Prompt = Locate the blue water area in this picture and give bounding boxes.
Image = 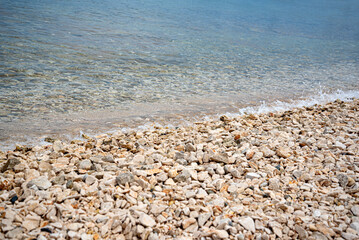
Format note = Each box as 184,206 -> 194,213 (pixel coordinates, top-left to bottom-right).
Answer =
0,0 -> 359,146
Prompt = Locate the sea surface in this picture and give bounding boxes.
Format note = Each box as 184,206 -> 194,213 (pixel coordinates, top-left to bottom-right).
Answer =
1,0 -> 359,150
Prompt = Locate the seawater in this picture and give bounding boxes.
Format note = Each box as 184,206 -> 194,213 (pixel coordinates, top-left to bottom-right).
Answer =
1,0 -> 359,150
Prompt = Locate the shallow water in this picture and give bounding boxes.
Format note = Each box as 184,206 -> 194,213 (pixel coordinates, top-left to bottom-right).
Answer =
1,0 -> 359,150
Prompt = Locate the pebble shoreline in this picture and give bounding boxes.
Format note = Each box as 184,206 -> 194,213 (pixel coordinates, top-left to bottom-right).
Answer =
0,99 -> 358,240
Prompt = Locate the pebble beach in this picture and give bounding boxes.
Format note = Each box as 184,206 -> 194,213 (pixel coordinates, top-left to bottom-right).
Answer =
0,98 -> 358,240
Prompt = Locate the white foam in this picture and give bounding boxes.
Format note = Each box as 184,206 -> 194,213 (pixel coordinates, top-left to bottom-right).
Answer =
224,89 -> 359,117
2,89 -> 358,152
120,89 -> 359,132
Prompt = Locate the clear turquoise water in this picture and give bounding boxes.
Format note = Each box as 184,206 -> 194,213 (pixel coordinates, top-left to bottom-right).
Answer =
1,0 -> 359,148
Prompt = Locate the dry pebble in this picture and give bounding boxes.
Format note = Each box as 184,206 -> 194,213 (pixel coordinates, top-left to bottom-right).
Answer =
0,99 -> 359,239
239,217 -> 256,233
139,213 -> 156,228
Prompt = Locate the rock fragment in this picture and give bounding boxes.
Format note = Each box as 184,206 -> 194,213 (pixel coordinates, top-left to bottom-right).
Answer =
150,204 -> 167,215
185,143 -> 196,152
238,217 -> 255,233
182,218 -> 196,229
174,169 -> 191,182
116,172 -> 134,185
139,213 -> 156,227
1,158 -> 20,172
350,222 -> 359,233
276,147 -> 291,158
53,140 -> 64,152
342,232 -> 358,240
198,213 -> 211,227
245,172 -> 261,179
209,153 -> 231,164
212,230 -> 229,239
5,227 -> 24,239
351,206 -> 359,216
27,176 -> 52,190
338,173 -> 349,187
23,215 -> 41,231
79,159 -> 92,170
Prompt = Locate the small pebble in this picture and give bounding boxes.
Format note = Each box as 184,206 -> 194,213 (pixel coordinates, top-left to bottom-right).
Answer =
10,195 -> 18,204
0,99 -> 358,239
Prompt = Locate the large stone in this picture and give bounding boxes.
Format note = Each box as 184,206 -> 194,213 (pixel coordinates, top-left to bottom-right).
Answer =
351,206 -> 359,216
102,155 -> 115,163
67,223 -> 83,231
79,160 -> 92,170
316,223 -> 335,237
132,155 -> 145,164
27,176 -> 52,190
34,205 -> 47,216
209,153 -> 230,164
174,169 -> 191,182
150,204 -> 167,215
311,232 -> 328,240
252,152 -> 263,161
5,227 -> 24,238
196,189 -> 208,198
342,232 -> 358,240
23,215 -> 41,231
350,222 -> 359,233
116,173 -> 134,185
245,172 -> 261,180
185,222 -> 198,233
85,175 -> 97,185
185,143 -> 196,152
334,141 -> 346,150
168,169 -> 178,178
198,171 -> 210,181
81,233 -> 93,240
337,174 -> 349,187
164,178 -> 175,185
212,230 -> 229,239
5,209 -> 16,220
139,213 -> 156,227
39,161 -> 52,172
276,147 -> 291,158
182,218 -> 196,229
13,162 -> 27,172
56,157 -> 69,165
272,226 -> 282,238
239,217 -> 255,233
68,231 -> 79,238
52,174 -> 66,185
1,158 -> 20,172
268,178 -> 280,190
292,170 -> 302,179
260,146 -> 275,158
230,169 -> 241,178
185,190 -> 196,199
25,169 -> 40,181
198,213 -> 211,227
53,140 -> 64,152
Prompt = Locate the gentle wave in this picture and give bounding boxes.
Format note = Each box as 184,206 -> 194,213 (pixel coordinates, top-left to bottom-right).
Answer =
120,89 -> 359,133
2,89 -> 358,152
234,89 -> 359,116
